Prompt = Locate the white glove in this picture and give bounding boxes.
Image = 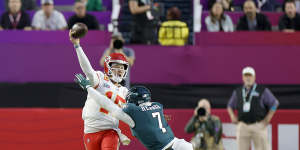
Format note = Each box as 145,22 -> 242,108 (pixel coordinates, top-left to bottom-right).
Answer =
120,133 -> 131,146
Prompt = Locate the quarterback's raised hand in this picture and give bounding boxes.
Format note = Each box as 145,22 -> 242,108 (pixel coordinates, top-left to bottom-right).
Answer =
69,30 -> 80,46
74,74 -> 91,90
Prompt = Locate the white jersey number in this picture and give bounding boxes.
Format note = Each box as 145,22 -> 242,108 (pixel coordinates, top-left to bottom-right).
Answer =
152,112 -> 166,133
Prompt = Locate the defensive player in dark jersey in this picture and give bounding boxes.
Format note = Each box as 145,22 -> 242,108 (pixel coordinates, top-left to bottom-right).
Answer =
75,74 -> 193,150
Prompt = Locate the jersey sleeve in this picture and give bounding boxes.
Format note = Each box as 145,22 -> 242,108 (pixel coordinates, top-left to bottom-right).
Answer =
92,71 -> 105,89
227,90 -> 238,109
123,103 -> 136,116
87,87 -> 135,128
74,45 -> 100,87
155,102 -> 164,110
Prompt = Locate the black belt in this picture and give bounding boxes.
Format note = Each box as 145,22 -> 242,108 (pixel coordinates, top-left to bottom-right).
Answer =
242,119 -> 263,125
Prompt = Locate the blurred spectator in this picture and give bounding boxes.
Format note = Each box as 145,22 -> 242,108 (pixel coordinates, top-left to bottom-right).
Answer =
205,2 -> 234,32
0,0 -> 31,30
208,0 -> 233,11
80,0 -> 103,11
32,0 -> 67,30
257,0 -> 276,11
278,0 -> 300,32
129,0 -> 157,44
5,0 -> 37,11
185,99 -> 223,150
236,0 -> 271,31
296,0 -> 300,13
158,7 -> 189,46
227,66 -> 279,150
100,32 -> 135,88
68,1 -> 99,30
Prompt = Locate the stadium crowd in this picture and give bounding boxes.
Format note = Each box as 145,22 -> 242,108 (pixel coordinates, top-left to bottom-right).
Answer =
1,0 -> 300,46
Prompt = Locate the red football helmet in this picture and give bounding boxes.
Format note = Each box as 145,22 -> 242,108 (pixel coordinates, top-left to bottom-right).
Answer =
104,53 -> 129,83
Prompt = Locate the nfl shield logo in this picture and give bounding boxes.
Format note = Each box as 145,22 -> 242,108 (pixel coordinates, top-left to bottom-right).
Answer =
103,83 -> 110,88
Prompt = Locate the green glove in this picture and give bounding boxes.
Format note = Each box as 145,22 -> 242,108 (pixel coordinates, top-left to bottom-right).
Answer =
74,74 -> 91,90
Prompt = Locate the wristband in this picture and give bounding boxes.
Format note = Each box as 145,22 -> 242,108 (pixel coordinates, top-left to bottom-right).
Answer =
270,105 -> 277,111
74,44 -> 80,49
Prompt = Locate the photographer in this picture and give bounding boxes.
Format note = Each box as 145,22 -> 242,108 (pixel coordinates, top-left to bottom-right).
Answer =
185,99 -> 223,150
100,32 -> 135,88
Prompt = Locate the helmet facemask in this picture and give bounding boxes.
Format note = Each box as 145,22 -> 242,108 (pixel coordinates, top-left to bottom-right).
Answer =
104,53 -> 129,83
109,62 -> 128,83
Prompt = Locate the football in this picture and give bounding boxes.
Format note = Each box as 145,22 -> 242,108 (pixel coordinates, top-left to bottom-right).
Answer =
71,23 -> 88,39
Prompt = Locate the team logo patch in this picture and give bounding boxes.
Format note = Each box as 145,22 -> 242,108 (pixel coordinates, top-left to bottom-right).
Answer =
103,83 -> 110,88
105,56 -> 111,63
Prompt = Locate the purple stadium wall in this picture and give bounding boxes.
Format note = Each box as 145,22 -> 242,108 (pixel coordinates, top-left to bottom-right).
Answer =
0,31 -> 300,84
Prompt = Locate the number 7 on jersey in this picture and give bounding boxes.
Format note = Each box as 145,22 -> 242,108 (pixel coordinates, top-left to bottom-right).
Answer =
152,112 -> 167,133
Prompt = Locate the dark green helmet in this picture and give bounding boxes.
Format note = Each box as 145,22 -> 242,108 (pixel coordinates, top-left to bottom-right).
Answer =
126,86 -> 151,105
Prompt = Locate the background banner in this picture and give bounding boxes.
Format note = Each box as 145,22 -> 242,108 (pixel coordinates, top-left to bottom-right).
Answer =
0,31 -> 300,84
0,108 -> 299,150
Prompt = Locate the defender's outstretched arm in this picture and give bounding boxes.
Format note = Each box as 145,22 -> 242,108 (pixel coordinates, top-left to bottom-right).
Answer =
88,87 -> 135,128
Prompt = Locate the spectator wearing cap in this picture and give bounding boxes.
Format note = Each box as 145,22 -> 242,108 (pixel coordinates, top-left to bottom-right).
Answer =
279,0 -> 300,32
227,66 -> 279,150
236,0 -> 271,31
100,32 -> 135,88
32,0 -> 67,30
205,2 -> 234,32
68,1 -> 99,30
158,7 -> 189,46
0,0 -> 31,30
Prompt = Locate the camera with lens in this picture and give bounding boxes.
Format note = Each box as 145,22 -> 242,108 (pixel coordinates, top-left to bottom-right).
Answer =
196,107 -> 207,148
197,107 -> 206,117
113,39 -> 124,50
